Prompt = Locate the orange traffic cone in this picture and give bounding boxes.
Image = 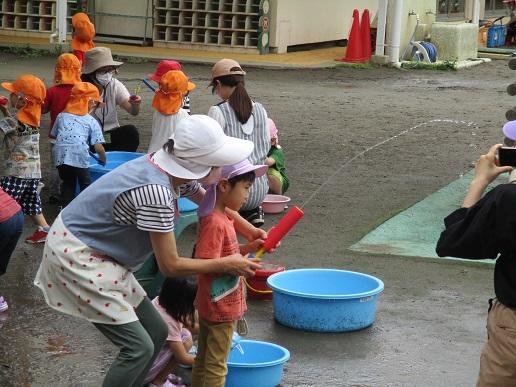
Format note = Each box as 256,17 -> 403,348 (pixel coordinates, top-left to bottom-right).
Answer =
361,9 -> 372,61
336,9 -> 365,63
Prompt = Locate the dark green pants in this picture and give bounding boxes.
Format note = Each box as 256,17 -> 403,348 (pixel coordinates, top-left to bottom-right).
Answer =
94,297 -> 168,387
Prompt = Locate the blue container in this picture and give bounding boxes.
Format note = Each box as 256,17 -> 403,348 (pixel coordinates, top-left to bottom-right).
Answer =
267,269 -> 384,332
487,25 -> 507,48
89,151 -> 144,182
226,340 -> 290,387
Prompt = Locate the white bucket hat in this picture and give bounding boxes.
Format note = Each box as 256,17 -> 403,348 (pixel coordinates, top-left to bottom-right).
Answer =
152,115 -> 254,179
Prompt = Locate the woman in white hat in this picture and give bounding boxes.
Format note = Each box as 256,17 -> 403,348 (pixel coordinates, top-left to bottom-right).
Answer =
208,58 -> 270,227
34,115 -> 263,387
82,47 -> 141,152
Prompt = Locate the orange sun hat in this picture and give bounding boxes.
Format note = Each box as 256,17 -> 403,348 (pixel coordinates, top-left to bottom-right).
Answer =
64,82 -> 103,116
71,12 -> 95,52
54,53 -> 81,85
1,74 -> 46,127
152,70 -> 196,115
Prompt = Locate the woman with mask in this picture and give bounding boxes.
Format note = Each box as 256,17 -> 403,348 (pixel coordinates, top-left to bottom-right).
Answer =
82,47 -> 141,152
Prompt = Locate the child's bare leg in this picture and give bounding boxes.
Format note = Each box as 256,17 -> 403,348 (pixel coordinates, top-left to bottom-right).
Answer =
32,213 -> 49,228
268,175 -> 282,195
151,358 -> 178,386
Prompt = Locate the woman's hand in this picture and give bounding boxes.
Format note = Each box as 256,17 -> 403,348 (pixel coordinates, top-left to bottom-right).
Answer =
121,96 -> 141,116
221,253 -> 261,277
462,144 -> 513,208
474,144 -> 512,187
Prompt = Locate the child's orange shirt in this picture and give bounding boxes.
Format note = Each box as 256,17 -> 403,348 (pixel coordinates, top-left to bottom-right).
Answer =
194,211 -> 247,323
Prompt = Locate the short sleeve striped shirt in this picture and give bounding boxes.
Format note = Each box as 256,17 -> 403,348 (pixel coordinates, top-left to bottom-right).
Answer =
113,182 -> 200,232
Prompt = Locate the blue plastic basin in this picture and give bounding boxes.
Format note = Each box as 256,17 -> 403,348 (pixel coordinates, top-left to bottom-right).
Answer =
226,340 -> 290,387
89,151 -> 144,182
267,268 -> 384,332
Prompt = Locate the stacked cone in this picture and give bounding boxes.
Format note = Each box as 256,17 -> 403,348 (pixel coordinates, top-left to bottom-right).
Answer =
336,9 -> 372,63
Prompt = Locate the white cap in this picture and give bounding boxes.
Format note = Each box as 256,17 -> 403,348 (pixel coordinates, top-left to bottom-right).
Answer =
152,115 -> 254,179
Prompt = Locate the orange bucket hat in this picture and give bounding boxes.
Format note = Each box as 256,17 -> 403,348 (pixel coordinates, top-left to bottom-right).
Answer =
152,70 -> 196,115
1,74 -> 45,127
54,53 -> 81,85
71,13 -> 95,52
64,82 -> 103,116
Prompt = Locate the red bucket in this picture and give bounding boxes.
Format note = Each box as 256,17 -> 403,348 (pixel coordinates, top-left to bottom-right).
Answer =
245,261 -> 285,300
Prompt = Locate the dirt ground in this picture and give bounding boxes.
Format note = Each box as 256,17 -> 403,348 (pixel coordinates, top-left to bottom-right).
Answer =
0,52 -> 514,386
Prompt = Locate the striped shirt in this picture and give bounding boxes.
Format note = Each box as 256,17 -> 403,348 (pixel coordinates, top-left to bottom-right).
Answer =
113,182 -> 200,232
208,101 -> 270,210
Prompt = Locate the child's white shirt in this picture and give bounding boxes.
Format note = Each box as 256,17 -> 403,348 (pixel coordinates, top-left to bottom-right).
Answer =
148,109 -> 189,153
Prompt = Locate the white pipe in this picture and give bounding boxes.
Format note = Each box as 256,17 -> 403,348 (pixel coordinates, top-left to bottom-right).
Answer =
51,0 -> 67,44
375,0 -> 389,56
472,0 -> 480,25
388,0 -> 403,64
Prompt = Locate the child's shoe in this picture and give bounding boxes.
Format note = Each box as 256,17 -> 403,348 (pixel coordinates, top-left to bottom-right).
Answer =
241,206 -> 265,227
26,227 -> 49,244
0,296 -> 8,312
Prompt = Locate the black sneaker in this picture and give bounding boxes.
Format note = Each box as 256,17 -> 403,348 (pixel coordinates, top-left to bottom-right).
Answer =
242,206 -> 264,227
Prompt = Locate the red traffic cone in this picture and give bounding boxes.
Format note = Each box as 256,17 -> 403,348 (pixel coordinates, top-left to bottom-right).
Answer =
361,9 -> 372,61
336,9 -> 365,63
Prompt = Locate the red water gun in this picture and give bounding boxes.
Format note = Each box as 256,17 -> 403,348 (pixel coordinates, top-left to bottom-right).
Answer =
254,206 -> 304,259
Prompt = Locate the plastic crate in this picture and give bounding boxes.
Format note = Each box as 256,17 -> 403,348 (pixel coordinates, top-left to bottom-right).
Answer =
487,24 -> 507,48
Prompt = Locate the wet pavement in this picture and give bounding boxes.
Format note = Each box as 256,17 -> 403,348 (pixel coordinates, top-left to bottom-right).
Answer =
0,52 -> 510,386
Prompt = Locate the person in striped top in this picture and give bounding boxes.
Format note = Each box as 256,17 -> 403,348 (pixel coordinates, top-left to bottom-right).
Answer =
34,115 -> 264,386
208,59 -> 270,227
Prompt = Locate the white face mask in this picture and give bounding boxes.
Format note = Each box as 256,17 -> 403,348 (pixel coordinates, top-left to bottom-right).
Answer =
96,72 -> 113,86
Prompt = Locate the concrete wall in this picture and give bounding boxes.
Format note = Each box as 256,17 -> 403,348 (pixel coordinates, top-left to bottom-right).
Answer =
269,0 -> 378,54
385,0 -> 436,61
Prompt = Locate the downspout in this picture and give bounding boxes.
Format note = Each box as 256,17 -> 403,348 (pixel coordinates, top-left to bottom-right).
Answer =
388,0 -> 403,65
375,0 -> 389,56
50,0 -> 67,44
472,0 -> 480,25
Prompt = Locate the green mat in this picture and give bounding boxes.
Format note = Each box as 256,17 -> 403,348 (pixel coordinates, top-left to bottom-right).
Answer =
350,170 -> 494,264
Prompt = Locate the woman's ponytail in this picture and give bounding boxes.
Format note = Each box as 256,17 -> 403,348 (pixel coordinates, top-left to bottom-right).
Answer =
214,74 -> 253,124
228,81 -> 252,124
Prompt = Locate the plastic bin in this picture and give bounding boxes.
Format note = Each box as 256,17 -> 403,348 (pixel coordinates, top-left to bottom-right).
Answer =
89,151 -> 144,182
487,24 -> 507,48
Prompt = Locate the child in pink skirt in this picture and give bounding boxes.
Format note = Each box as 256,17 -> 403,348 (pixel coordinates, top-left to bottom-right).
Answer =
145,277 -> 198,387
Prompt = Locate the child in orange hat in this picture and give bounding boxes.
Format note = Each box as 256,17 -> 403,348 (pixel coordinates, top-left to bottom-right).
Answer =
147,70 -> 196,153
51,82 -> 106,205
42,53 -> 82,203
71,12 -> 95,66
0,74 -> 51,243
147,60 -> 192,113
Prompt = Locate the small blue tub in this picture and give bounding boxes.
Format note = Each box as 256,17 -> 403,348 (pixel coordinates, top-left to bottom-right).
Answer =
89,151 -> 144,182
226,340 -> 290,387
267,269 -> 384,332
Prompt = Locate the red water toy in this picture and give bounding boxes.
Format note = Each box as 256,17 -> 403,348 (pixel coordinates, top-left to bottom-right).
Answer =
254,206 -> 304,258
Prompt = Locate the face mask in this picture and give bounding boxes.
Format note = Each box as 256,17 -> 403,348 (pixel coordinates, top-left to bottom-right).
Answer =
96,72 -> 113,86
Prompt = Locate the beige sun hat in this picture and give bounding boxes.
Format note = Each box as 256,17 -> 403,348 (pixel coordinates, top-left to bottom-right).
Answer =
82,47 -> 123,74
210,58 -> 246,84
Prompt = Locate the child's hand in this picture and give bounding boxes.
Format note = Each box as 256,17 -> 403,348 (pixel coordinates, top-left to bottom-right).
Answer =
247,226 -> 267,242
244,238 -> 266,254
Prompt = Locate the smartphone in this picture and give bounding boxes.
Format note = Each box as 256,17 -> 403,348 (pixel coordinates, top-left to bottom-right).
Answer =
498,146 -> 516,166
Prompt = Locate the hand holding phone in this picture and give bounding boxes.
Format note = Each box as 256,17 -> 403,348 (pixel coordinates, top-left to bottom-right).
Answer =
498,147 -> 516,166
